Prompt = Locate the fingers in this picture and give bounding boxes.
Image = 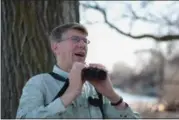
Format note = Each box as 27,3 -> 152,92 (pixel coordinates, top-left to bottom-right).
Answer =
89,63 -> 107,72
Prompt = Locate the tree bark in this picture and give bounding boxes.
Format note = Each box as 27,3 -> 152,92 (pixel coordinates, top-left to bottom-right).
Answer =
1,0 -> 79,118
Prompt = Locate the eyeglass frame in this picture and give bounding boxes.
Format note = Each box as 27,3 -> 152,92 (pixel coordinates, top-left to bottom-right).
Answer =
60,35 -> 90,44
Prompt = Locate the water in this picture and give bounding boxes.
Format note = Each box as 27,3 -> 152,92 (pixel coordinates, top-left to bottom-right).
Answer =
115,88 -> 158,104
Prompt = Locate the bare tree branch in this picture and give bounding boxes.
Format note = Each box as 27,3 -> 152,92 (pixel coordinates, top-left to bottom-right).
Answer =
81,3 -> 179,41
114,2 -> 178,27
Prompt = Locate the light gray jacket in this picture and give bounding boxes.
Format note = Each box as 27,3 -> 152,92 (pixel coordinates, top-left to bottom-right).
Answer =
16,65 -> 140,119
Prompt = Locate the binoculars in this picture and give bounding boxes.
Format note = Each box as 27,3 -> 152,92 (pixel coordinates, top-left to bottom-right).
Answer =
81,67 -> 107,81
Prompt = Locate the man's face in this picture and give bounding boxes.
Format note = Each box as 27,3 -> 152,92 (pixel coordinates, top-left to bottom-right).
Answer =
54,29 -> 88,67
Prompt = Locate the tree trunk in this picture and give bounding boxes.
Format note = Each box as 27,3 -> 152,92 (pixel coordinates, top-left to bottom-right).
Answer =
1,0 -> 79,118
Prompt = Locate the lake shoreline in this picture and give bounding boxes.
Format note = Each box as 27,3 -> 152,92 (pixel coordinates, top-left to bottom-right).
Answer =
115,88 -> 179,118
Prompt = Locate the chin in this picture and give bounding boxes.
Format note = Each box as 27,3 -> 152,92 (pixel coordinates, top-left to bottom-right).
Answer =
77,60 -> 85,63
73,59 -> 85,63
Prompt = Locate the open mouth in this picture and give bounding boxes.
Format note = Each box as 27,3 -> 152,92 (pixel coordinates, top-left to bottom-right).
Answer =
74,53 -> 85,57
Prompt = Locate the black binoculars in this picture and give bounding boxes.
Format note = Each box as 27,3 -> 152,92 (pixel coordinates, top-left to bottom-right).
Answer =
81,67 -> 107,81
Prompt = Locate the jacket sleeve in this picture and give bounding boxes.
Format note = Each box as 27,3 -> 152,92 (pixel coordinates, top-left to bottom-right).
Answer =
103,97 -> 141,119
16,79 -> 66,119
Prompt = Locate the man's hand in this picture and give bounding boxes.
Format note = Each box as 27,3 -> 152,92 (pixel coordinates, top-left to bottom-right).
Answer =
61,62 -> 87,107
87,63 -> 125,108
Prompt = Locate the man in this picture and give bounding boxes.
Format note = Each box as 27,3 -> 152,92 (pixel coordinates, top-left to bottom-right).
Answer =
16,23 -> 140,119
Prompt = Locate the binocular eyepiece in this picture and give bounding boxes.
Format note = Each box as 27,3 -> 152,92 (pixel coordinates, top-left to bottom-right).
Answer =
81,67 -> 107,81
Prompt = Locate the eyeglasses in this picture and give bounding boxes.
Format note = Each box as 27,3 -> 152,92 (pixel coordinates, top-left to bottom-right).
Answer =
64,36 -> 90,44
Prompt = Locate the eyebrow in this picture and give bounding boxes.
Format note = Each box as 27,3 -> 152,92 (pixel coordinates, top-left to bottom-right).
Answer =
71,36 -> 87,39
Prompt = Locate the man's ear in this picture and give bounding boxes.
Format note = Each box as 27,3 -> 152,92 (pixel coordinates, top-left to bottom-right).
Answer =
51,42 -> 59,55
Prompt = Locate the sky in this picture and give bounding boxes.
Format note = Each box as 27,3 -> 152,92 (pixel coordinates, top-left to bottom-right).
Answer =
79,1 -> 179,71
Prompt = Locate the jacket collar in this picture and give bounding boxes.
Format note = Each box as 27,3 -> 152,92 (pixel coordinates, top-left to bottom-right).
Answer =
52,65 -> 69,79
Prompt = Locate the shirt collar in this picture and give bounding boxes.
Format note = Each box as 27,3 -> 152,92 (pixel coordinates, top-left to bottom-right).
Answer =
52,65 -> 69,79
